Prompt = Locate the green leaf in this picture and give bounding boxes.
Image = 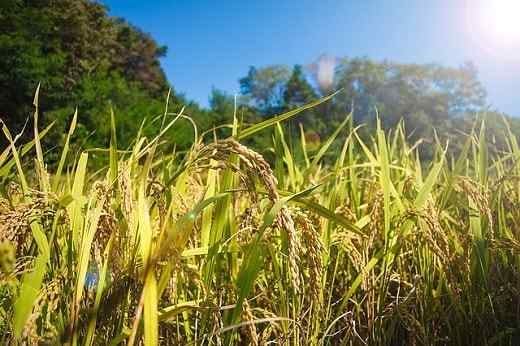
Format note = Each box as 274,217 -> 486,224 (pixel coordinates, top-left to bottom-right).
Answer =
309,113 -> 351,170
237,90 -> 340,140
109,107 -> 118,184
13,254 -> 47,339
143,270 -> 159,346
53,109 -> 77,191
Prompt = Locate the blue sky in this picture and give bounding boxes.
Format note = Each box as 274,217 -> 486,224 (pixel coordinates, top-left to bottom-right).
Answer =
102,0 -> 520,115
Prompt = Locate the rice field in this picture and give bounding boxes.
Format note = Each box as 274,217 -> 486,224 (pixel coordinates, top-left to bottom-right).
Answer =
1,92 -> 520,345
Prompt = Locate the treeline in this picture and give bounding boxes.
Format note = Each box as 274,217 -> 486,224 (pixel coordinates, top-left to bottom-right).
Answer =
1,0 -> 519,163
234,57 -> 520,160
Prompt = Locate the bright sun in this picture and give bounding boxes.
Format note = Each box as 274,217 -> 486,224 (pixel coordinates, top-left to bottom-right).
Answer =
467,0 -> 520,61
481,0 -> 520,42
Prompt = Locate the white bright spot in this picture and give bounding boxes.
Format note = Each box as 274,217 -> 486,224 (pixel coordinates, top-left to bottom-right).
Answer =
467,0 -> 520,62
307,54 -> 336,93
485,0 -> 520,40
476,0 -> 520,45
316,55 -> 336,91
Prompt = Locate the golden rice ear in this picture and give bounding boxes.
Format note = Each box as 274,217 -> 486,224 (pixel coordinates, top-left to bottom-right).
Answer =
0,240 -> 16,274
291,207 -> 323,309
6,181 -> 23,205
195,139 -> 302,292
241,298 -> 259,346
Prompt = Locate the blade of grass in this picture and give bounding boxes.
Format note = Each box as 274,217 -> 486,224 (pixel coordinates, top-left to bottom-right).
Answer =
237,91 -> 340,140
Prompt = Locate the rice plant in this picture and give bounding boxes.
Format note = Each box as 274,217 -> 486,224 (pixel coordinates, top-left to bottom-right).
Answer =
1,89 -> 520,345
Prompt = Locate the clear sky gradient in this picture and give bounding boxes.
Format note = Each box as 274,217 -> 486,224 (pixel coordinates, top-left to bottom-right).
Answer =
102,0 -> 520,115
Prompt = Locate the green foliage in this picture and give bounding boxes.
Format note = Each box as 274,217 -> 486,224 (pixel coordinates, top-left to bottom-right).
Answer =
283,65 -> 318,109
2,0 -> 514,168
283,65 -> 320,132
0,0 -> 174,153
5,6 -> 520,343
333,59 -> 487,133
236,57 -> 508,161
239,65 -> 291,114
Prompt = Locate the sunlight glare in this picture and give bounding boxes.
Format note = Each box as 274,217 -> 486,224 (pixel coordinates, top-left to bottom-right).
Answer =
482,0 -> 520,42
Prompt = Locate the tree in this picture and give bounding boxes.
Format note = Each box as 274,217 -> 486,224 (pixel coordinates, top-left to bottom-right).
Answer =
207,88 -> 258,140
0,0 -> 174,151
283,65 -> 317,108
236,56 -> 493,161
239,65 -> 290,115
208,89 -> 235,125
332,57 -> 488,140
282,64 -> 321,132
